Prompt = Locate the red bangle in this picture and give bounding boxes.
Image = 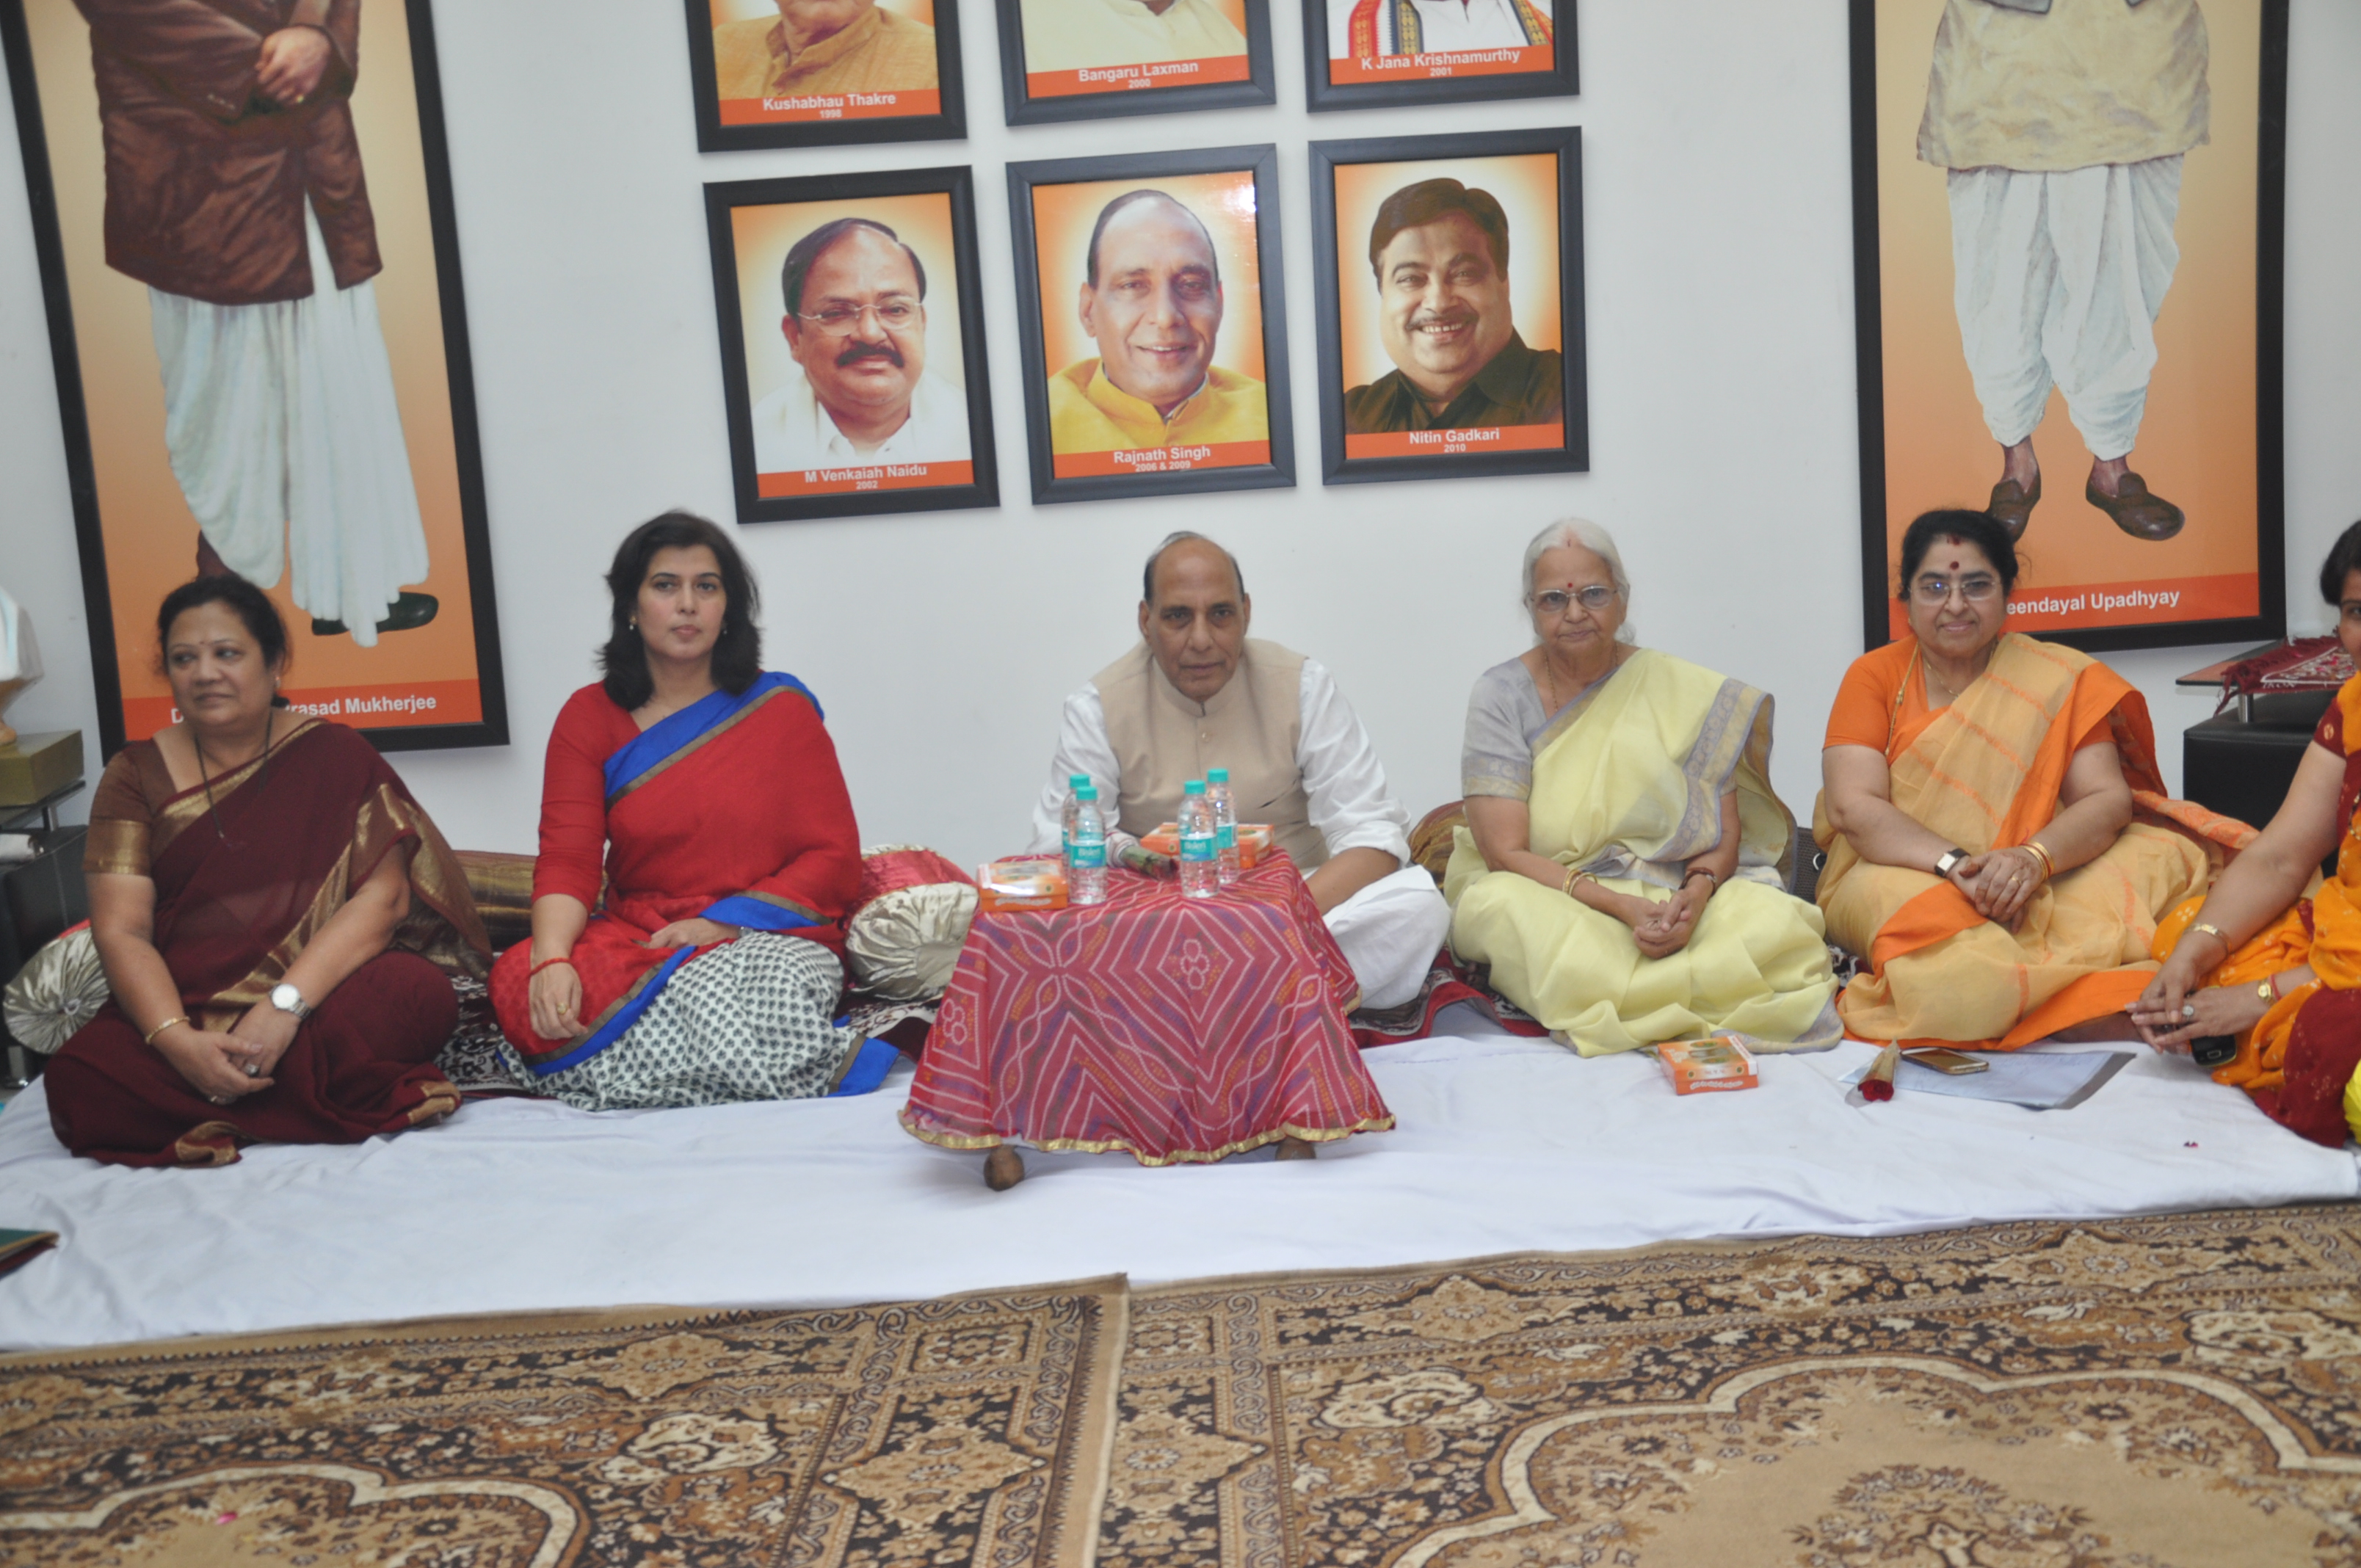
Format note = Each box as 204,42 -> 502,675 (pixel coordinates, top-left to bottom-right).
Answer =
529,956 -> 576,979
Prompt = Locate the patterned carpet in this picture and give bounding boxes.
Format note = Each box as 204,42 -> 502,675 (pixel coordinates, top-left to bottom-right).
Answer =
0,1280 -> 1123,1567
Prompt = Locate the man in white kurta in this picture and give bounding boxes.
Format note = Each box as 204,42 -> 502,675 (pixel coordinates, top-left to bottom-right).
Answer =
1919,0 -> 2208,542
1027,534 -> 1451,1010
1020,0 -> 1247,75
750,367 -> 971,472
1327,0 -> 1552,64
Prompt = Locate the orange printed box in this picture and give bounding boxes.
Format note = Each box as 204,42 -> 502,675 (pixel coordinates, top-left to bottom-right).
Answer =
1655,1035 -> 1759,1095
1139,823 -> 1272,867
976,857 -> 1068,912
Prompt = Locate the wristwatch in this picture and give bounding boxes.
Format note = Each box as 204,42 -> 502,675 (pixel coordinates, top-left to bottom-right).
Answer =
269,982 -> 313,1020
1934,847 -> 1972,878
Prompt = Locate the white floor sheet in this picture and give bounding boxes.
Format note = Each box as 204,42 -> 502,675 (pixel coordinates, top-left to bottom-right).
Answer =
2,1012 -> 2354,1351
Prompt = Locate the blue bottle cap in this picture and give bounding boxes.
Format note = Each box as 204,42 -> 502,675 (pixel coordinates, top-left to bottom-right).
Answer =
1207,767 -> 1229,783
1183,779 -> 1206,795
1077,782 -> 1098,799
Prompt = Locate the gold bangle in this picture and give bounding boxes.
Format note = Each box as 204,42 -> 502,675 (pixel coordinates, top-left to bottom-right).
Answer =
2258,979 -> 2277,1004
1561,867 -> 1594,899
2022,841 -> 2056,879
2189,921 -> 2230,950
142,1015 -> 189,1046
1683,866 -> 1718,890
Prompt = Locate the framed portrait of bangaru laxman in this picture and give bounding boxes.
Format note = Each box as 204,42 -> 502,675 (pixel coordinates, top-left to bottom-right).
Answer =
684,0 -> 968,151
1,0 -> 507,753
706,165 -> 999,522
1308,126 -> 1588,487
1849,0 -> 2288,653
993,0 -> 1276,127
1007,145 -> 1296,504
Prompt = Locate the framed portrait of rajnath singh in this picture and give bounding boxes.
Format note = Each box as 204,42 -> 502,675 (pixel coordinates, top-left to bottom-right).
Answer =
684,0 -> 968,151
1308,126 -> 1588,487
993,0 -> 1275,127
1302,0 -> 1573,114
1849,0 -> 2288,653
1,0 -> 508,755
1006,145 -> 1296,506
706,165 -> 1000,523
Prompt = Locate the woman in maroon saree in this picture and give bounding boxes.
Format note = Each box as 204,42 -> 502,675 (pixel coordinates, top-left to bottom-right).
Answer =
46,578 -> 489,1167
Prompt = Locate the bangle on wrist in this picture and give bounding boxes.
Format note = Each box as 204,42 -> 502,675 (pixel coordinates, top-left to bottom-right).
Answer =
2021,840 -> 2055,879
142,1015 -> 189,1047
1561,867 -> 1595,899
529,955 -> 576,979
2189,921 -> 2230,954
1683,866 -> 1718,890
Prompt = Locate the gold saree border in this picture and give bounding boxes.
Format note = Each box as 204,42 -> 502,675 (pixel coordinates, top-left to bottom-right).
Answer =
897,1113 -> 1396,1166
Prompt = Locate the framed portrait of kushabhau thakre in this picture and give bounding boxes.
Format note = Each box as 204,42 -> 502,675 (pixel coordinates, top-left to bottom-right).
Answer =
1849,0 -> 2288,653
1,0 -> 508,755
1308,126 -> 1588,487
684,0 -> 967,151
1006,145 -> 1296,505
706,166 -> 999,523
1302,0 -> 1573,113
993,0 -> 1275,126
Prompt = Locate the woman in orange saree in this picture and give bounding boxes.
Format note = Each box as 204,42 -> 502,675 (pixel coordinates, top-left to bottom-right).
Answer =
1816,510 -> 2249,1047
2131,523 -> 2361,1145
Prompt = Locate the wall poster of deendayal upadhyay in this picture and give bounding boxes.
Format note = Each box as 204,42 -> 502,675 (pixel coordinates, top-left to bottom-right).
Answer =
1850,0 -> 2288,653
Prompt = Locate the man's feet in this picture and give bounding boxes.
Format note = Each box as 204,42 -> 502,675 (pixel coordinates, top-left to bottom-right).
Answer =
1273,1136 -> 1317,1161
1987,473 -> 2039,541
313,590 -> 440,638
2085,471 -> 2184,541
984,1146 -> 1024,1191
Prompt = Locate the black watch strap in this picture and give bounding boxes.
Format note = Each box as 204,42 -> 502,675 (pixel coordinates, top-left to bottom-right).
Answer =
1934,847 -> 1971,878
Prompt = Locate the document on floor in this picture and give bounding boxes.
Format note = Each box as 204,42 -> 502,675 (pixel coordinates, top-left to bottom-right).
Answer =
1843,1050 -> 2133,1111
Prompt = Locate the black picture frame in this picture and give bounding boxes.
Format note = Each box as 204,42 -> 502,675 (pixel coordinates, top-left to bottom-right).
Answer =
1301,0 -> 1574,114
1,0 -> 508,756
1847,0 -> 2288,655
993,0 -> 1275,127
1307,126 -> 1587,488
1006,144 -> 1296,507
682,0 -> 967,152
706,165 -> 1000,523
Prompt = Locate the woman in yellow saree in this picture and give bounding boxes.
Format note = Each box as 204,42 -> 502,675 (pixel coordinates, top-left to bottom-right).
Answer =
1444,520 -> 1840,1056
1817,509 -> 2250,1047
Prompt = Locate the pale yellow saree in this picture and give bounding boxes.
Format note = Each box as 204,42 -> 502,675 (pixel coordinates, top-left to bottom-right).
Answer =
1445,649 -> 1841,1056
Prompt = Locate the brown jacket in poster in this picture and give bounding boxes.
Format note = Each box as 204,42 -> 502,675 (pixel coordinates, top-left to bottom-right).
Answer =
77,0 -> 382,306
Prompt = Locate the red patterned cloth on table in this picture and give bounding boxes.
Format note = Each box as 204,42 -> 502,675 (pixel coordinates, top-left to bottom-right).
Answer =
901,854 -> 1393,1165
2216,636 -> 2356,714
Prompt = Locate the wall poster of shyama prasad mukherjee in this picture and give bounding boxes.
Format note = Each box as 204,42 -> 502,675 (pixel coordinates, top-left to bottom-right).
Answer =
1,0 -> 508,752
1852,0 -> 2288,651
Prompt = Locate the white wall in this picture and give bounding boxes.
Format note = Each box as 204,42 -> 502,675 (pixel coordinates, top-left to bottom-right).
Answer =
4,1 -> 2357,863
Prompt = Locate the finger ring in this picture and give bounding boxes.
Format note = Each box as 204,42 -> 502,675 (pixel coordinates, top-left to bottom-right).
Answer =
2183,1003 -> 2197,1020
244,1062 -> 260,1077
209,1095 -> 229,1106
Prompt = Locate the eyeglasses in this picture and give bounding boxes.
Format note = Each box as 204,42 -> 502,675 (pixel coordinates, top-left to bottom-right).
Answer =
1911,574 -> 2001,604
796,299 -> 921,336
1530,586 -> 1620,616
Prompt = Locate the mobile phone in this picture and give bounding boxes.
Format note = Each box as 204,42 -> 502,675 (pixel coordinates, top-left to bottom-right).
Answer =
1904,1048 -> 1990,1075
2191,1035 -> 2238,1068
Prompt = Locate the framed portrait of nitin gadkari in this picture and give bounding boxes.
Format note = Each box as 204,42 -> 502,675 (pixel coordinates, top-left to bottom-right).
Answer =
1006,145 -> 1295,505
683,0 -> 966,151
1850,0 -> 2288,653
705,166 -> 998,523
1301,0 -> 1573,114
1308,126 -> 1587,487
993,0 -> 1274,126
1,0 -> 507,755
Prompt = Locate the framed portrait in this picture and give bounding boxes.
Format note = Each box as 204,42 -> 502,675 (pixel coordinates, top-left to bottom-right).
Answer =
683,0 -> 966,151
1006,145 -> 1295,505
1300,0 -> 1573,114
993,0 -> 1274,127
1,0 -> 507,755
1308,126 -> 1587,487
1849,0 -> 2288,653
706,166 -> 998,523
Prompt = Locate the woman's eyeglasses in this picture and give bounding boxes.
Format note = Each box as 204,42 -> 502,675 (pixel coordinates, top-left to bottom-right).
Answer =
1911,573 -> 2001,604
1531,586 -> 1620,616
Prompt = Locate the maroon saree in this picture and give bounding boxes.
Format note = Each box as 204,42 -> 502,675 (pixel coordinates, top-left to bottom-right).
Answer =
45,717 -> 490,1167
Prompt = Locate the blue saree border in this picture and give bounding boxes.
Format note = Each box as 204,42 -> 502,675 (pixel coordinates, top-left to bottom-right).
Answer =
703,893 -> 822,932
523,943 -> 695,1076
602,671 -> 823,802
828,1037 -> 901,1097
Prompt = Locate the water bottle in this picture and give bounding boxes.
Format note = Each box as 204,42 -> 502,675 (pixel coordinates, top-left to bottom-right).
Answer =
1206,766 -> 1240,885
1069,783 -> 1109,906
1178,780 -> 1218,899
1060,773 -> 1088,858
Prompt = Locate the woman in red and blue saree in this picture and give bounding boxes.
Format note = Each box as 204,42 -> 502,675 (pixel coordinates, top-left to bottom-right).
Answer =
489,512 -> 888,1109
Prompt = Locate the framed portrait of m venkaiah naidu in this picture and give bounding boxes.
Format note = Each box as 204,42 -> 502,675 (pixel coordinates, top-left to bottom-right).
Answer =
1007,145 -> 1296,505
704,166 -> 999,522
1308,126 -> 1588,487
993,0 -> 1276,126
683,0 -> 968,151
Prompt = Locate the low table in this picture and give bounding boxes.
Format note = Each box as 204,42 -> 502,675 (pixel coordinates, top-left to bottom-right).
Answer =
2177,643 -> 2342,832
900,855 -> 1391,1184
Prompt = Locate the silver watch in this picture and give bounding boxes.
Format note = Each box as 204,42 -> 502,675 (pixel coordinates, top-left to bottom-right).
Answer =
1934,848 -> 1971,879
270,982 -> 313,1020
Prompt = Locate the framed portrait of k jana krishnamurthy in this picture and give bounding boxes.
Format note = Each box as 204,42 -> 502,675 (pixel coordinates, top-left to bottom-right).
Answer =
706,165 -> 999,523
1007,145 -> 1295,505
684,0 -> 967,151
1,0 -> 507,755
1302,0 -> 1573,114
1308,125 -> 1587,487
1849,0 -> 2288,653
993,0 -> 1275,126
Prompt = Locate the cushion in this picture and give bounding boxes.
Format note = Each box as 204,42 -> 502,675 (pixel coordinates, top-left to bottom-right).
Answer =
1409,801 -> 1465,884
454,850 -> 535,951
3,921 -> 106,1055
844,845 -> 977,1002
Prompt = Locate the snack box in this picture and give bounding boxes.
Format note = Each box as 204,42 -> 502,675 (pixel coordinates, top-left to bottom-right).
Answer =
1655,1034 -> 1759,1095
1139,822 -> 1274,867
975,857 -> 1067,912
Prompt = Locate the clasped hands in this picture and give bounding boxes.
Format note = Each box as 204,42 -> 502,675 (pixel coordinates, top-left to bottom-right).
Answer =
2127,936 -> 2276,1056
528,918 -> 742,1042
1602,876 -> 1712,960
255,26 -> 332,108
157,1001 -> 301,1104
1944,845 -> 2047,929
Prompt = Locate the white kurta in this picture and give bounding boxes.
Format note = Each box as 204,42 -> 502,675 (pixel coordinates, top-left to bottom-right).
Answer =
1021,0 -> 1247,73
1325,0 -> 1548,59
1028,657 -> 1448,1009
148,202 -> 429,647
750,365 -> 972,472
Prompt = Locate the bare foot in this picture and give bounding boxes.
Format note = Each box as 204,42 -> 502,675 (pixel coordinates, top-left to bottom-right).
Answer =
984,1146 -> 1024,1191
1274,1136 -> 1316,1161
